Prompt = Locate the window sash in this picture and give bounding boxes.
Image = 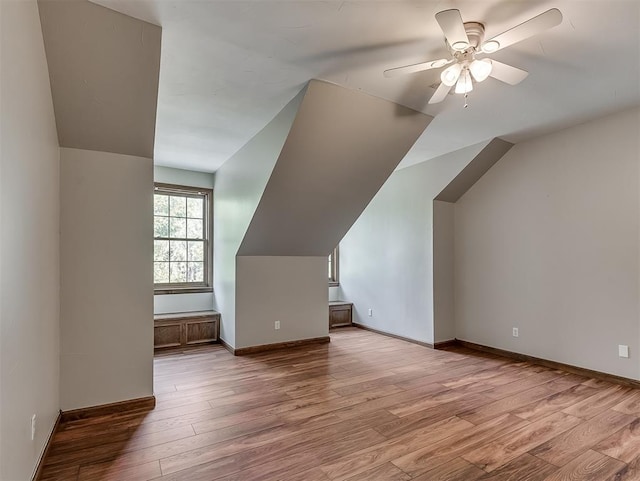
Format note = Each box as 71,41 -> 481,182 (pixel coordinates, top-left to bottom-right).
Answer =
154,183 -> 213,293
329,247 -> 339,286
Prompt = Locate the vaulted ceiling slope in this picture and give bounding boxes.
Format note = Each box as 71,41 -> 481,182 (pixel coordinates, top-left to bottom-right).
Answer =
38,0 -> 161,158
238,80 -> 432,256
90,0 -> 639,172
436,138 -> 513,202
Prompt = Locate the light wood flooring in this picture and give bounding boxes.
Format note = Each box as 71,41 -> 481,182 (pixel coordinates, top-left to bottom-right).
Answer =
40,327 -> 640,480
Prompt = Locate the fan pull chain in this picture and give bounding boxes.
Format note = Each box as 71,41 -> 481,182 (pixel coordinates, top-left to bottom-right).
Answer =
464,92 -> 469,108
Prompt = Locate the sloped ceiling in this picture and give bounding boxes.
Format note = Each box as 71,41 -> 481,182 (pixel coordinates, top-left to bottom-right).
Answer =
435,138 -> 514,202
90,0 -> 639,172
238,80 -> 432,256
38,0 -> 161,158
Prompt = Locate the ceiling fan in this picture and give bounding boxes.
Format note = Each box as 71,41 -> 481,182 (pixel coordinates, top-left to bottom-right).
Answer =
384,8 -> 563,105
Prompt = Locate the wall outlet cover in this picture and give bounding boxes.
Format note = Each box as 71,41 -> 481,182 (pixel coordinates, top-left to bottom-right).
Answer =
618,344 -> 629,358
512,328 -> 519,338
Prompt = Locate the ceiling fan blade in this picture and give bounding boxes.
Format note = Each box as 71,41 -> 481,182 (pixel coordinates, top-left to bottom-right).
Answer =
383,59 -> 452,78
428,82 -> 452,104
489,60 -> 529,85
482,8 -> 562,52
435,9 -> 470,50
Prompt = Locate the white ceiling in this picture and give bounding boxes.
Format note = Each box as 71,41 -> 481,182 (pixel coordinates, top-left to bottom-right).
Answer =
91,0 -> 640,172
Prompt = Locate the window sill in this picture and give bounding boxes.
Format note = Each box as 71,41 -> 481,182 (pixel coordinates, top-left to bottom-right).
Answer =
154,287 -> 213,295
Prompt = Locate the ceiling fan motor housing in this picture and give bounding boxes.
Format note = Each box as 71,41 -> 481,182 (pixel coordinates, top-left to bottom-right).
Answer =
446,22 -> 486,53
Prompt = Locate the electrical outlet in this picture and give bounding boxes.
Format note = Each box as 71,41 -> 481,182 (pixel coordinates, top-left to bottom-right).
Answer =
619,344 -> 629,358
368,309 -> 373,317
274,321 -> 280,330
31,414 -> 36,441
512,328 -> 519,338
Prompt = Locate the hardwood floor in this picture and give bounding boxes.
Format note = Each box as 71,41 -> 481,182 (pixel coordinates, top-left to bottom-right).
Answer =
39,328 -> 640,481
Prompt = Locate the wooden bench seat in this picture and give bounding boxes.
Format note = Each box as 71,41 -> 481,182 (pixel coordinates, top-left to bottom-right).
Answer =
154,310 -> 220,350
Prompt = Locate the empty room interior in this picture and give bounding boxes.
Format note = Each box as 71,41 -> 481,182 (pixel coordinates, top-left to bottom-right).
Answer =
2,0 -> 640,480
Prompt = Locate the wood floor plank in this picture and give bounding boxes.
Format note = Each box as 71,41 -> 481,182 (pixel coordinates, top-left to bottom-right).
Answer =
512,384 -> 599,422
538,449 -> 626,481
612,390 -> 640,415
391,413 -> 527,477
37,328 -> 640,481
477,453 -> 557,481
77,460 -> 160,481
159,428 -> 386,481
462,411 -> 582,472
614,455 -> 640,481
282,467 -> 333,481
39,465 -> 80,481
480,369 -> 566,400
530,409 -> 635,467
374,393 -> 492,439
411,456 -> 485,481
159,409 -> 396,476
342,462 -> 411,481
319,416 -> 473,480
562,384 -> 632,420
460,375 -> 585,426
593,418 -> 640,463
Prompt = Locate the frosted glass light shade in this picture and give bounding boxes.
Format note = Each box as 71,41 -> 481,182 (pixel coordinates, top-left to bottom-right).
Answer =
455,69 -> 473,94
469,59 -> 493,82
441,63 -> 462,87
482,40 -> 500,53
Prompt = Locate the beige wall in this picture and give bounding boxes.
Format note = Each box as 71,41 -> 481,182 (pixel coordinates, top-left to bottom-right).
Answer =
0,1 -> 61,479
455,107 -> 640,380
60,148 -> 154,410
213,90 -> 305,347
239,80 -> 431,257
236,256 -> 328,348
230,80 -> 430,349
339,142 -> 488,344
38,0 -> 161,158
433,200 -> 455,342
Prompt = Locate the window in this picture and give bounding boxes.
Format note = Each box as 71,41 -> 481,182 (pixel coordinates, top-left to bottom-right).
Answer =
328,247 -> 339,286
154,183 -> 212,294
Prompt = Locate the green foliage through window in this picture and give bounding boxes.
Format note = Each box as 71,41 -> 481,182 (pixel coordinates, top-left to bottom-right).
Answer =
154,184 -> 211,290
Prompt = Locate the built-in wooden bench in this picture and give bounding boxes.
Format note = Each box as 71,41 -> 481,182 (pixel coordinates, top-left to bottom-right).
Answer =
329,301 -> 352,328
154,310 -> 220,350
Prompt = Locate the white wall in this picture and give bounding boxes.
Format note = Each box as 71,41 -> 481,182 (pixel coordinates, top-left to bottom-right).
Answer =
339,142 -> 488,344
60,148 -> 154,410
0,1 -> 61,479
155,165 -> 214,190
153,166 -> 215,314
236,256 -> 328,348
455,107 -> 640,380
214,90 -> 304,347
329,285 -> 342,302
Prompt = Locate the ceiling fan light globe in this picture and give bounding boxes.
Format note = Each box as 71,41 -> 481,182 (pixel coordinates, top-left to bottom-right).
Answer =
451,40 -> 470,51
455,69 -> 473,94
469,59 -> 493,82
441,63 -> 462,87
482,40 -> 500,53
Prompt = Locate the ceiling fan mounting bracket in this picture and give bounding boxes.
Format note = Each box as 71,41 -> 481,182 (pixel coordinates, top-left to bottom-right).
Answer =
463,22 -> 486,48
446,22 -> 486,54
